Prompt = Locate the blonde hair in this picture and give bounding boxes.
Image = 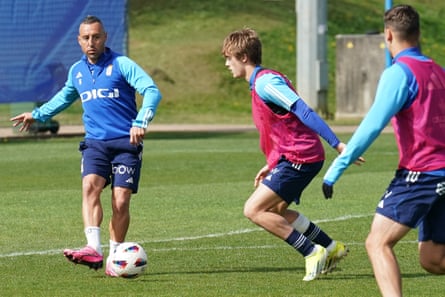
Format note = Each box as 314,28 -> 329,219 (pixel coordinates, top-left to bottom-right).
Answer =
221,28 -> 262,65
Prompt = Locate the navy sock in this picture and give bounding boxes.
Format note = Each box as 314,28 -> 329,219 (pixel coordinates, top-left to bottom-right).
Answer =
303,222 -> 332,248
285,230 -> 314,257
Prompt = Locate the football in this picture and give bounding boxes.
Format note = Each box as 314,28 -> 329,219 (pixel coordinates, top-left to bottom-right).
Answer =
110,242 -> 148,278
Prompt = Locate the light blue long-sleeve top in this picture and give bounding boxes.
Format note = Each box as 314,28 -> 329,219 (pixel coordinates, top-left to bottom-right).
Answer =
324,47 -> 445,185
32,48 -> 162,140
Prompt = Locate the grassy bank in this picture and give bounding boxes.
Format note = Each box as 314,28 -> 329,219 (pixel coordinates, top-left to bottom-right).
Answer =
2,0 -> 445,126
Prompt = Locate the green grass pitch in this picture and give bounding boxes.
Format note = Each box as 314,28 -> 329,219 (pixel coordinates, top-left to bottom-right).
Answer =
0,132 -> 442,296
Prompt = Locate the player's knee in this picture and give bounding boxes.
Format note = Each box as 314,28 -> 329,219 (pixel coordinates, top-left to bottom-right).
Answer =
243,203 -> 255,221
419,260 -> 444,274
111,193 -> 131,215
82,174 -> 106,196
244,199 -> 264,224
112,201 -> 130,215
419,255 -> 445,274
112,198 -> 130,215
419,242 -> 445,274
365,234 -> 376,254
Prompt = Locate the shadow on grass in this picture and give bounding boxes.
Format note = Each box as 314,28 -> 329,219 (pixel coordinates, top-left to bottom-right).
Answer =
148,265 -> 304,276
143,267 -> 428,281
89,266 -> 429,284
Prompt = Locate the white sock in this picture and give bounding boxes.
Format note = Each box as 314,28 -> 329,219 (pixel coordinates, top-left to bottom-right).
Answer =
109,240 -> 121,255
291,213 -> 310,233
326,240 -> 336,253
84,226 -> 102,255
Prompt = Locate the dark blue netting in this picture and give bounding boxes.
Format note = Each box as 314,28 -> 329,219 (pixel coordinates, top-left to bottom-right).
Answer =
0,0 -> 127,103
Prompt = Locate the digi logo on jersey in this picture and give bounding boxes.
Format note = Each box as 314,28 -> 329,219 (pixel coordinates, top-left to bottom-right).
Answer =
80,88 -> 120,102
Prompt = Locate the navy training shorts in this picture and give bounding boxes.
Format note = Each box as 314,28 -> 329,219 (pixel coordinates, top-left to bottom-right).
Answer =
261,157 -> 324,205
376,169 -> 445,243
79,137 -> 143,193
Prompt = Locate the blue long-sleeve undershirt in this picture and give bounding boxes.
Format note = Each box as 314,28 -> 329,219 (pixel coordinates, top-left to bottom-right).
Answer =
254,71 -> 340,148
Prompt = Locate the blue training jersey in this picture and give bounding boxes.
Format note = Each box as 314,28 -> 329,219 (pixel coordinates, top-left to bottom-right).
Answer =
32,48 -> 162,140
323,47 -> 445,185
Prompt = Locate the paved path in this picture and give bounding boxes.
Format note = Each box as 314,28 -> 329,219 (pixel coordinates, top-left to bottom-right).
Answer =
0,124 -> 392,140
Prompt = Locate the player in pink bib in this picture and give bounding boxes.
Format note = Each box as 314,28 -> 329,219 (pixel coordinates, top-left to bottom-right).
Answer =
323,5 -> 445,296
222,28 -> 362,281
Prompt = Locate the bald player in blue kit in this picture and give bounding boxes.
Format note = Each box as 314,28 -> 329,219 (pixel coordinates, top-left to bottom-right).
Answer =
11,15 -> 162,277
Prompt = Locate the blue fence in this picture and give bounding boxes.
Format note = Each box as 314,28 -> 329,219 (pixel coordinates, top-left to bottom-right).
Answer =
0,0 -> 127,103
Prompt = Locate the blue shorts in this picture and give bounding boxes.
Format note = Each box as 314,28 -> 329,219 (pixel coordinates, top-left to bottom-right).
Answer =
377,169 -> 445,243
79,138 -> 143,193
261,157 -> 323,205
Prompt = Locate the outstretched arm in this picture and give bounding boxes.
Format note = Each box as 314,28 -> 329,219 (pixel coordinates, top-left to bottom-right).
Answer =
10,67 -> 79,132
322,63 -> 412,198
